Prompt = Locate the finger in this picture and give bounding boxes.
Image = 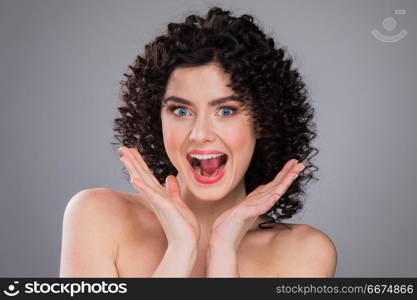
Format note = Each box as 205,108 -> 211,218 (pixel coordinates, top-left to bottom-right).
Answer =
269,159 -> 299,186
165,175 -> 181,200
270,162 -> 305,198
250,159 -> 298,197
130,147 -> 162,187
238,193 -> 280,220
244,160 -> 301,207
119,147 -> 160,187
120,155 -> 142,183
252,162 -> 304,207
165,176 -> 194,220
119,147 -> 148,180
130,147 -> 157,176
164,175 -> 195,223
131,177 -> 168,210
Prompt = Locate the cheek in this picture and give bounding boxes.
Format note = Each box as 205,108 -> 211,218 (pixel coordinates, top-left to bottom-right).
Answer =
163,127 -> 181,150
162,135 -> 179,171
220,121 -> 256,174
221,121 -> 256,152
161,117 -> 186,163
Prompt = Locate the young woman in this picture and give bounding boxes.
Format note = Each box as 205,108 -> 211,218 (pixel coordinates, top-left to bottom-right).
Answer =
60,7 -> 336,278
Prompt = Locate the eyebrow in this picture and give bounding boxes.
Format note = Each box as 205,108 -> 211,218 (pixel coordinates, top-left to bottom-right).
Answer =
162,95 -> 242,107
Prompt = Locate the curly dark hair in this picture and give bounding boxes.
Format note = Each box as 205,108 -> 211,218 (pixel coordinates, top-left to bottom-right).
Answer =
112,7 -> 319,229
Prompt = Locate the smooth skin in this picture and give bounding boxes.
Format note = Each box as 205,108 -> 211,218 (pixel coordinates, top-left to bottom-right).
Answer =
59,178 -> 337,277
120,147 -> 319,277
59,63 -> 337,278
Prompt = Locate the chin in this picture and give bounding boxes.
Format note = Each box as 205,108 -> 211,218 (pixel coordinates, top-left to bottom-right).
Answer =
189,186 -> 229,202
181,170 -> 232,201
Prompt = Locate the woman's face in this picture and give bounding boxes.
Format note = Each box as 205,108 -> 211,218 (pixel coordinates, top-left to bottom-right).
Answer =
160,63 -> 257,201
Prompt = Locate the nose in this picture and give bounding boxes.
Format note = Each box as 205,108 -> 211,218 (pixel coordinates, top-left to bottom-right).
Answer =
189,114 -> 216,144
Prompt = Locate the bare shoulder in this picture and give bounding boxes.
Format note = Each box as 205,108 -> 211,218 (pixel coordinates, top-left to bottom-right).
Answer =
62,188 -> 143,233
271,223 -> 337,277
64,188 -> 131,218
60,188 -> 143,277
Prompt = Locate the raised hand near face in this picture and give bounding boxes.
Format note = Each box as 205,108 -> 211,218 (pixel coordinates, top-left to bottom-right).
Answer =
208,159 -> 305,252
118,146 -> 201,249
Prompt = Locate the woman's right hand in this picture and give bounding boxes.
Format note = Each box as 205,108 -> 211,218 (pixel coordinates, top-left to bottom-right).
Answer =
118,146 -> 200,249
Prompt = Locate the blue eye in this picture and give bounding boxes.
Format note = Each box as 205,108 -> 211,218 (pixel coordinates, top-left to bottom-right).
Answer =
218,106 -> 236,117
167,105 -> 237,118
172,107 -> 189,117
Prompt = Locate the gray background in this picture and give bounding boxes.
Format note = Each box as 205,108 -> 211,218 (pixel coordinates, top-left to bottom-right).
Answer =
1,0 -> 416,277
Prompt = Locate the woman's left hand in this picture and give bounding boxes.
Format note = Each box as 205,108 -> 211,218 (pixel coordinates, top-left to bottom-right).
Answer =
208,159 -> 305,252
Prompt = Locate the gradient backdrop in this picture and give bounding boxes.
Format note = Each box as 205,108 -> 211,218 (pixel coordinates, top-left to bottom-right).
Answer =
0,0 -> 416,277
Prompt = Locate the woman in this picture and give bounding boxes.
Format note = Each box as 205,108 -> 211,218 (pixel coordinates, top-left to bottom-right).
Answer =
60,7 -> 336,277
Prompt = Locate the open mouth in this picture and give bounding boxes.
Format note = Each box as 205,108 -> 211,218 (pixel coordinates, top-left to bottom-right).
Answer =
186,153 -> 228,178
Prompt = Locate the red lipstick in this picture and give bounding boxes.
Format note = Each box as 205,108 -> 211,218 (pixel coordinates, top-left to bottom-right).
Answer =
187,149 -> 226,155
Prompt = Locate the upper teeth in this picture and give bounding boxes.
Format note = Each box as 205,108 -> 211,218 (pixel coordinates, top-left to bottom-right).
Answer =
189,153 -> 225,160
